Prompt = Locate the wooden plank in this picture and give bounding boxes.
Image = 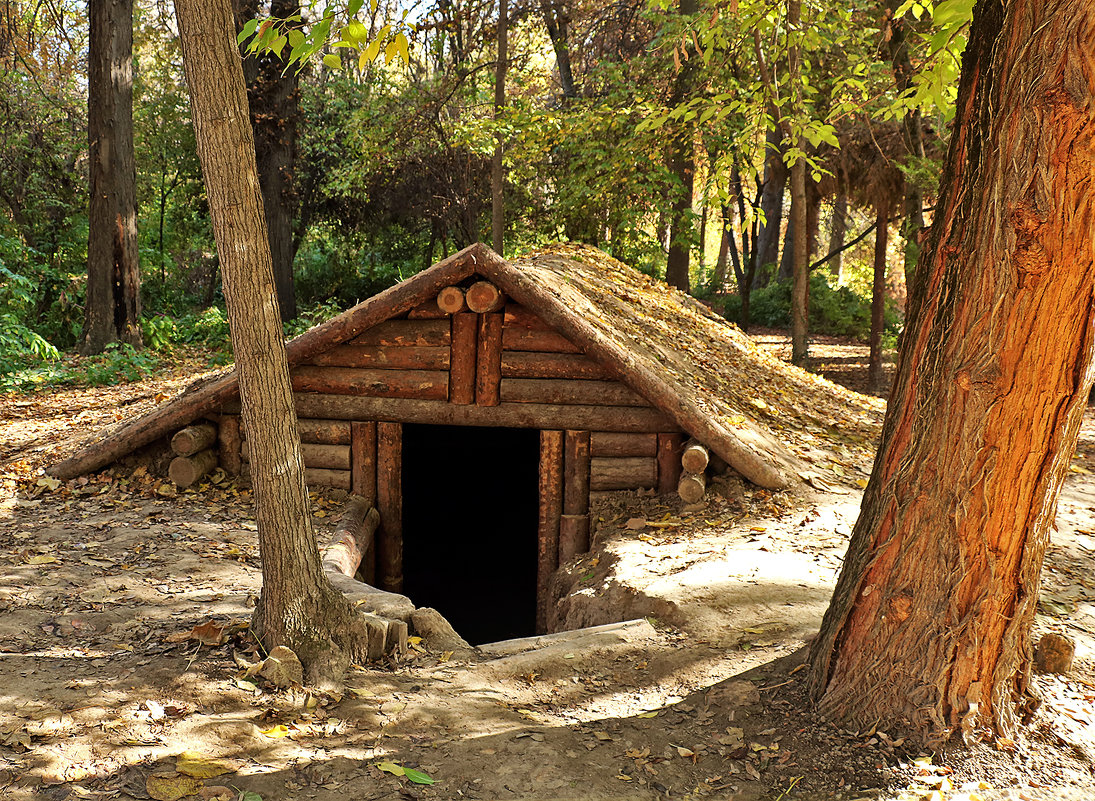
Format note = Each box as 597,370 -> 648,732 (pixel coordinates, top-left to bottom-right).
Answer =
589,456 -> 657,490
559,514 -> 590,564
563,430 -> 591,516
501,326 -> 582,353
271,394 -> 678,433
590,432 -> 658,458
503,303 -> 550,330
297,418 -> 351,445
350,318 -> 451,347
308,345 -> 450,370
449,312 -> 478,405
476,313 -> 503,406
376,422 -> 403,593
305,468 -> 352,490
537,430 -> 564,634
351,421 -> 377,504
291,365 -> 449,400
657,433 -> 686,495
217,415 -> 242,476
500,378 -> 648,407
500,351 -> 613,380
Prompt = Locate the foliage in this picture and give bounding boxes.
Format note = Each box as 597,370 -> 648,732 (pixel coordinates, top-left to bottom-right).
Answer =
722,273 -> 901,341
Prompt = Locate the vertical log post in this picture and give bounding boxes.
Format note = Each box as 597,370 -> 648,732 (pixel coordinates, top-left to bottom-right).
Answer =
376,422 -> 403,593
537,430 -> 564,634
476,312 -> 503,406
657,433 -> 685,495
218,415 -> 242,476
450,312 -> 478,404
351,421 -> 378,585
559,430 -> 591,562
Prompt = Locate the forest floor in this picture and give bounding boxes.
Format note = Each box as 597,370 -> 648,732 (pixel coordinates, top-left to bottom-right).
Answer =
1,335 -> 1094,801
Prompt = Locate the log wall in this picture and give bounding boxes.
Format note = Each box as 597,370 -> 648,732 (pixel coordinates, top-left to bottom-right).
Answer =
215,289 -> 695,625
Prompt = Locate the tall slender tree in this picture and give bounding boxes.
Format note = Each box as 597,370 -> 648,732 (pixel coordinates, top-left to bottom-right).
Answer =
810,0 -> 1095,742
175,0 -> 371,679
84,0 -> 141,354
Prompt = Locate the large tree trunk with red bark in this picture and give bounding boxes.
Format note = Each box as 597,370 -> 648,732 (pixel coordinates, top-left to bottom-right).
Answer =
174,0 -> 370,680
809,0 -> 1095,745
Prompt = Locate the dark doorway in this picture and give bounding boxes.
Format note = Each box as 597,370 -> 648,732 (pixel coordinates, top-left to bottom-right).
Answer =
401,424 -> 540,645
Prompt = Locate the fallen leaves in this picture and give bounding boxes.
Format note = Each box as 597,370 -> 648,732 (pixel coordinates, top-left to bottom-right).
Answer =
146,773 -> 204,801
375,762 -> 436,785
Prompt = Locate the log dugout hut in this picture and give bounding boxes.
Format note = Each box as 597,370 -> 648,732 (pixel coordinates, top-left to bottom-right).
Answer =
51,243 -> 817,644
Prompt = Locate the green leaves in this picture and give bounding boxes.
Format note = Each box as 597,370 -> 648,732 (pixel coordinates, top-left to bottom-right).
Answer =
375,762 -> 436,785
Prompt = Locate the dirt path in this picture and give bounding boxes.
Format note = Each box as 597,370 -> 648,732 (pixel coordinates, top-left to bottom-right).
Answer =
1,338 -> 1093,801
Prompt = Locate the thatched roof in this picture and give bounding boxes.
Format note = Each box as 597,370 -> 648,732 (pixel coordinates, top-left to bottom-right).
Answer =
49,243 -> 884,490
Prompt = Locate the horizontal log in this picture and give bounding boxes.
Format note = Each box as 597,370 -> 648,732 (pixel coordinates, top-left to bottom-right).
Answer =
322,499 -> 380,578
291,366 -> 449,400
298,418 -> 351,445
242,442 -> 351,471
681,439 -> 710,474
678,471 -> 707,504
406,298 -> 448,319
222,394 -> 679,433
305,468 -> 352,490
171,422 -> 217,457
590,432 -> 658,458
308,345 -> 450,371
504,303 -> 550,330
169,449 -> 217,488
500,378 -> 649,407
501,326 -> 581,353
500,351 -> 613,380
589,456 -> 657,490
436,285 -> 467,314
466,280 -> 505,313
350,319 -> 450,347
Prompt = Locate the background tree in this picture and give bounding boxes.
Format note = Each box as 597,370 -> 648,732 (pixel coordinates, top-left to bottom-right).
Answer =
83,0 -> 141,353
809,0 -> 1095,742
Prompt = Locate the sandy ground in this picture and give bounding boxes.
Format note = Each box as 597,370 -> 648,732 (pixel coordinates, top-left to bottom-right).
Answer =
1,339 -> 1094,800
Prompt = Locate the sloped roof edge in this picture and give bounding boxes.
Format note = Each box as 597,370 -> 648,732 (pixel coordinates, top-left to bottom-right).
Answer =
48,244 -> 495,480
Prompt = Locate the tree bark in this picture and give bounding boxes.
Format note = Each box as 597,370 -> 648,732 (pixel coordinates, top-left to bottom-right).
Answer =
541,0 -> 576,101
787,0 -> 809,366
828,194 -> 848,281
809,0 -> 1095,744
868,205 -> 890,391
492,0 -> 507,256
752,117 -> 786,289
235,0 -> 300,321
84,0 -> 141,354
174,0 -> 370,680
664,0 -> 698,293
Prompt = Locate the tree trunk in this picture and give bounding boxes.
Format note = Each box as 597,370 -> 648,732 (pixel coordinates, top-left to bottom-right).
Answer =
174,0 -> 370,680
788,0 -> 808,366
664,0 -> 698,293
235,0 -> 300,322
828,194 -> 848,281
541,0 -> 576,101
492,0 -> 507,255
884,0 -> 927,296
809,0 -> 1095,744
84,0 -> 141,354
752,116 -> 786,289
867,205 -> 889,390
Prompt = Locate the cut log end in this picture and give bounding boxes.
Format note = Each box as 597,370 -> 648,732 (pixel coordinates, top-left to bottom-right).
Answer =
466,280 -> 505,313
171,422 -> 217,457
681,440 -> 710,474
436,285 -> 467,314
678,471 -> 707,504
